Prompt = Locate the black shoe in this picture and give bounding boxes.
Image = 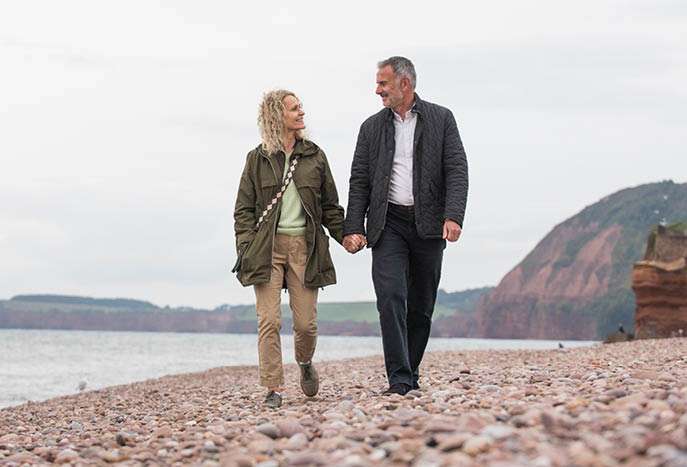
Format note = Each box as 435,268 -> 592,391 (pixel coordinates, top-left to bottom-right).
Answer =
383,383 -> 411,396
298,362 -> 319,397
412,381 -> 420,390
264,390 -> 282,409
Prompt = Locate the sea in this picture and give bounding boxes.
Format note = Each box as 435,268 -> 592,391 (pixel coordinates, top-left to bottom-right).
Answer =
0,329 -> 596,409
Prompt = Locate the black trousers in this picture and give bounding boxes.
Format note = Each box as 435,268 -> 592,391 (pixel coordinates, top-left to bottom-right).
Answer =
372,203 -> 445,388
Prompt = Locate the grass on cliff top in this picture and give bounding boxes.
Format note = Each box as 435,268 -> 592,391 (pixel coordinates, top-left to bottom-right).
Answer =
521,180 -> 687,282
10,294 -> 156,309
1,298 -> 459,324
660,222 -> 687,233
0,300 -> 149,314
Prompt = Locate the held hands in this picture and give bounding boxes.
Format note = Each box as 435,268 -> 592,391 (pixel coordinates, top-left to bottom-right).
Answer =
343,234 -> 367,254
443,220 -> 462,242
343,222 -> 457,252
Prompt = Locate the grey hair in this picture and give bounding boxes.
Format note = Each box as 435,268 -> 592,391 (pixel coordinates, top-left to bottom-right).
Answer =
377,56 -> 417,89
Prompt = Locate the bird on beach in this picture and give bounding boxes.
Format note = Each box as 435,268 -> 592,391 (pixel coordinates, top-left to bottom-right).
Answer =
77,380 -> 87,392
558,342 -> 564,349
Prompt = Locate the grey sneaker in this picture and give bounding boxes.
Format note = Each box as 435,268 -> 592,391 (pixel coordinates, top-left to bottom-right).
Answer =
264,390 -> 282,409
298,362 -> 319,397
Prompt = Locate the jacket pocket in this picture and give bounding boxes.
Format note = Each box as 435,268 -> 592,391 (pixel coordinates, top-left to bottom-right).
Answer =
316,231 -> 334,273
260,172 -> 278,202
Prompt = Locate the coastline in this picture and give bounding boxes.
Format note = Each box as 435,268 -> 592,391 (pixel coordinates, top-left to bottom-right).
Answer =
0,330 -> 594,410
1,339 -> 686,466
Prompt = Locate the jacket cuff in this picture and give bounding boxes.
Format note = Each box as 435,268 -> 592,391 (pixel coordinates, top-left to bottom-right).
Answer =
443,213 -> 463,228
342,228 -> 366,237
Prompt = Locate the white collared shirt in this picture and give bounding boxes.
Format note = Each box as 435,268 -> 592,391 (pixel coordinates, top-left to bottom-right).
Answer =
388,107 -> 417,206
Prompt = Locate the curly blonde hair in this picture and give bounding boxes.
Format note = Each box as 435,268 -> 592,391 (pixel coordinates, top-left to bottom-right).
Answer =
257,89 -> 305,154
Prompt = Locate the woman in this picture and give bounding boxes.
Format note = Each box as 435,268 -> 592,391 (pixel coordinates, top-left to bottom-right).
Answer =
233,90 -> 344,408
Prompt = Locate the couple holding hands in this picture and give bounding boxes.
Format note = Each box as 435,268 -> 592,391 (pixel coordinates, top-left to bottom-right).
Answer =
233,56 -> 468,408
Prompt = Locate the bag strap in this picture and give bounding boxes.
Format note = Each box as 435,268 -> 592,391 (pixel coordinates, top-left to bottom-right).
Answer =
254,155 -> 300,231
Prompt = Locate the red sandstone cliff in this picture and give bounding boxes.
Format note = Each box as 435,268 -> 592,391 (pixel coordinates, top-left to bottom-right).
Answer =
469,221 -> 619,339
632,224 -> 687,338
461,181 -> 687,340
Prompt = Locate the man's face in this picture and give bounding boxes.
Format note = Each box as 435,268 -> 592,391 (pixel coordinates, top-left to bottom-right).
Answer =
376,65 -> 404,109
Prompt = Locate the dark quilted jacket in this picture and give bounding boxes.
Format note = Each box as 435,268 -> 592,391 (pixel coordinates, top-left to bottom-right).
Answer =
344,94 -> 468,248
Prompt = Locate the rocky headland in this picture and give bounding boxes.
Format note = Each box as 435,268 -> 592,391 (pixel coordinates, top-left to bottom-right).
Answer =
1,338 -> 687,466
633,223 -> 687,339
466,180 -> 687,340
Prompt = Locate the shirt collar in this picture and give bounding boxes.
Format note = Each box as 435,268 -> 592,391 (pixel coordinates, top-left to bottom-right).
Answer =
392,101 -> 417,122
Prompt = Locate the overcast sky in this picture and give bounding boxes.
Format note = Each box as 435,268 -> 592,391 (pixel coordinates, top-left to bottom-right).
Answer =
1,1 -> 685,308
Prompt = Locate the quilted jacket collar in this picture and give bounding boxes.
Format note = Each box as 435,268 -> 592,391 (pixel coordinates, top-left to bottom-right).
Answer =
384,93 -> 425,120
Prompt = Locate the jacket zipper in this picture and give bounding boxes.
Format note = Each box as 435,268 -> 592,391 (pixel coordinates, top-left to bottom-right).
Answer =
265,153 -> 281,270
299,194 -> 316,286
267,150 -> 315,287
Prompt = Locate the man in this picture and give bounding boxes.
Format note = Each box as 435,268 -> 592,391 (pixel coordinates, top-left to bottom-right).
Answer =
343,56 -> 468,395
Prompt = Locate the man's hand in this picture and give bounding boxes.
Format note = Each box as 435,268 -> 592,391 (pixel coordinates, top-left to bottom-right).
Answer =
442,220 -> 462,242
343,234 -> 367,253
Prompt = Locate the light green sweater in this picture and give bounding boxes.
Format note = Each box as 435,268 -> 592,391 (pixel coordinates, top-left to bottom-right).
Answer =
277,150 -> 307,236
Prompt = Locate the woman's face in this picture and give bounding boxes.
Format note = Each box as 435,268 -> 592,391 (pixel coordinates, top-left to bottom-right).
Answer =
282,95 -> 305,132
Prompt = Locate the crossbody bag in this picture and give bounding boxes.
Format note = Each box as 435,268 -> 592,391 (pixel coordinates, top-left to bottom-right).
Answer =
231,155 -> 300,274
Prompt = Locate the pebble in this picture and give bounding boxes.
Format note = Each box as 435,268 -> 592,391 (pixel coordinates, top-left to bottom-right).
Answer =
368,449 -> 386,461
100,449 -> 125,463
482,424 -> 515,440
438,432 -> 471,452
54,449 -> 78,464
203,440 -> 218,453
256,422 -> 281,439
425,420 -> 457,433
248,437 -> 275,454
286,451 -> 328,465
1,338 -> 686,466
115,430 -> 135,446
276,418 -> 304,438
68,421 -> 83,432
285,432 -> 308,450
462,435 -> 493,455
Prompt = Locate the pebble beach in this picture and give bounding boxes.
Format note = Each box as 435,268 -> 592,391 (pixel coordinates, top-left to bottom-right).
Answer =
1,338 -> 686,466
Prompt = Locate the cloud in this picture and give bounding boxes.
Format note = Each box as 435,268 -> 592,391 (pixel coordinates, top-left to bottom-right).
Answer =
415,40 -> 685,113
0,1 -> 685,307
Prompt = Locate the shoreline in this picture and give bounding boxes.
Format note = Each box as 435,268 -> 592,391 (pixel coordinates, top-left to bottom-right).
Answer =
1,343 -> 592,409
0,331 -> 596,410
2,339 -> 686,465
0,327 -> 599,341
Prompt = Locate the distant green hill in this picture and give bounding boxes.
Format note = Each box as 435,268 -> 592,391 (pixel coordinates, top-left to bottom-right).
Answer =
0,290 -> 487,335
11,294 -> 157,310
437,287 -> 493,312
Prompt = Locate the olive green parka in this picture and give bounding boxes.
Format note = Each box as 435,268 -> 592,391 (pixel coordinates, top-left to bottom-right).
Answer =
233,139 -> 344,288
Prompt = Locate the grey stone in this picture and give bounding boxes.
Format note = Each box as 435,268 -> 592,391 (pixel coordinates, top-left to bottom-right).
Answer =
285,432 -> 308,450
54,449 -> 79,464
256,422 -> 280,439
462,435 -> 493,456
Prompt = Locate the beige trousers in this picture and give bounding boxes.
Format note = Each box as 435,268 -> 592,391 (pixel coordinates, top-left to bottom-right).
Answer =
254,234 -> 318,388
